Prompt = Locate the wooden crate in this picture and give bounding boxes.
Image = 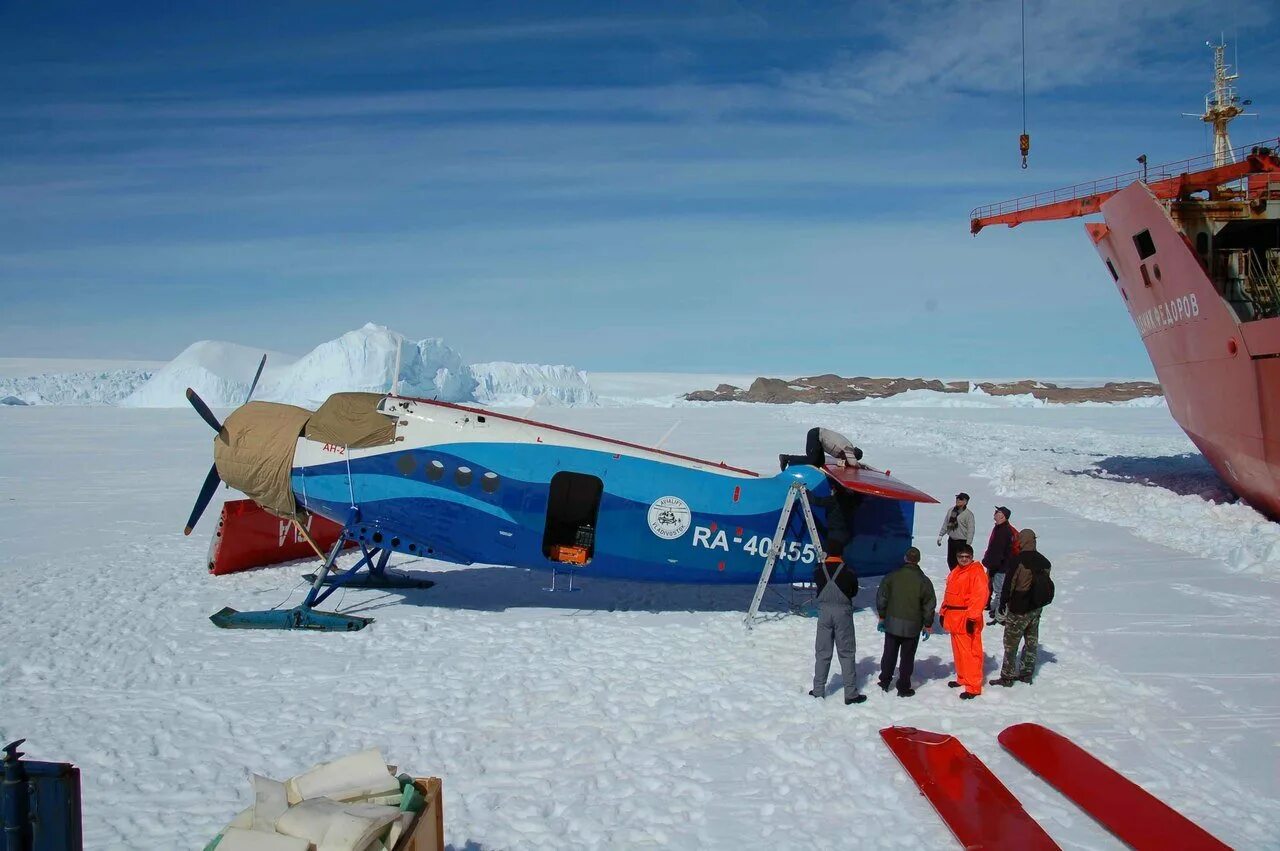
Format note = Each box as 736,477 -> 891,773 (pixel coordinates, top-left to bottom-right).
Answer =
394,777 -> 443,851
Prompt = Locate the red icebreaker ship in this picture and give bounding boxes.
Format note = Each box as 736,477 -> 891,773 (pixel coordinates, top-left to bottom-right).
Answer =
972,43 -> 1280,521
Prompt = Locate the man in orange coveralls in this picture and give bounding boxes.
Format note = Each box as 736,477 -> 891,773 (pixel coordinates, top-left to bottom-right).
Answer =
940,543 -> 987,700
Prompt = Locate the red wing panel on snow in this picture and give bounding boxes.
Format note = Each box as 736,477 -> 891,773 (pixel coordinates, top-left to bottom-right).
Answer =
824,465 -> 939,504
998,723 -> 1230,851
207,499 -> 353,576
880,726 -> 1059,850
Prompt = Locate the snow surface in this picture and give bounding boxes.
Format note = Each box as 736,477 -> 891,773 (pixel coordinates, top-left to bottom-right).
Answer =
1,400 -> 1276,849
471,362 -> 598,407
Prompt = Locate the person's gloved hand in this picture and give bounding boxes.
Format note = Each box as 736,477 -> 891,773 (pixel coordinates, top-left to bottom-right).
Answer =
936,537 -> 943,546
876,620 -> 885,633
921,627 -> 931,642
966,618 -> 978,635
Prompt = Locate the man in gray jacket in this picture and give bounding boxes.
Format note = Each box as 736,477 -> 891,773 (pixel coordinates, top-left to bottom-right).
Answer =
781,427 -> 863,471
809,556 -> 867,705
876,547 -> 937,697
935,492 -> 975,569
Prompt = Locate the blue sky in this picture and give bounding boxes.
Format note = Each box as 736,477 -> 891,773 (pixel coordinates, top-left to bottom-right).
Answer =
3,0 -> 1277,377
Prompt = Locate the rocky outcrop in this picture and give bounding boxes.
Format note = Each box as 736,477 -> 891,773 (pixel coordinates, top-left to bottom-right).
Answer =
684,376 -> 1161,404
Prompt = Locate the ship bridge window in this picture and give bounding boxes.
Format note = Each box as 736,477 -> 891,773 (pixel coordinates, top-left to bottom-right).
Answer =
1105,260 -> 1119,281
1133,229 -> 1157,260
543,471 -> 602,563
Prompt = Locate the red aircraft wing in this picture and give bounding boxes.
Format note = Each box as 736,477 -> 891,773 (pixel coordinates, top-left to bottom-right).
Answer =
823,464 -> 938,504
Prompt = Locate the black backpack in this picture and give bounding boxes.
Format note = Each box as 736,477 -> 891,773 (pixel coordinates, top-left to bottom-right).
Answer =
1029,566 -> 1055,609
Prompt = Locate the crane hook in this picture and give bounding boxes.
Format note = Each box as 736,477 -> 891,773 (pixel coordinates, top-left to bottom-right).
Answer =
1019,133 -> 1030,169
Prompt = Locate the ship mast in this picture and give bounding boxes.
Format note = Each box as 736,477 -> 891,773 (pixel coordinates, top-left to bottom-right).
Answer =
1199,39 -> 1245,167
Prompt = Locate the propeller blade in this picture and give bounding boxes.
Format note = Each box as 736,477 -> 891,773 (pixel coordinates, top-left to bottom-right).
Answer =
245,354 -> 267,403
184,464 -> 221,535
185,387 -> 222,431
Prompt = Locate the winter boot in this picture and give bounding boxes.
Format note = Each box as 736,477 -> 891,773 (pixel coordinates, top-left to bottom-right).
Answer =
988,676 -> 1017,687
947,680 -> 962,688
897,688 -> 916,698
877,680 -> 891,693
959,691 -> 979,700
845,694 -> 867,705
808,689 -> 823,698
1017,673 -> 1034,685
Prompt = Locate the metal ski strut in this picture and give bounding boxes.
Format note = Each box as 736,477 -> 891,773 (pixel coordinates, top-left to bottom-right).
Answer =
744,481 -> 826,628
210,518 -> 434,632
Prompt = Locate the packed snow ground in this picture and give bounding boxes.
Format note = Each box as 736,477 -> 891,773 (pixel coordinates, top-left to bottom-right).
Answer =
1,399 -> 1277,849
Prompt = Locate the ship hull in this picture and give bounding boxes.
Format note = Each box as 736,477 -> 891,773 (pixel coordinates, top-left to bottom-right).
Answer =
1087,182 -> 1280,520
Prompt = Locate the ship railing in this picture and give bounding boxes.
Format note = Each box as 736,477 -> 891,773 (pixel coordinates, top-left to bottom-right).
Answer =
970,136 -> 1280,223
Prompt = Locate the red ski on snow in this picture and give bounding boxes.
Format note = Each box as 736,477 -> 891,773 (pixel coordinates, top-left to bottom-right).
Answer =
880,726 -> 1059,850
999,723 -> 1230,851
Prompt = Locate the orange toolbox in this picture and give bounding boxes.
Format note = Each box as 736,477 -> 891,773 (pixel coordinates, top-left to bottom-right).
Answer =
550,545 -> 589,565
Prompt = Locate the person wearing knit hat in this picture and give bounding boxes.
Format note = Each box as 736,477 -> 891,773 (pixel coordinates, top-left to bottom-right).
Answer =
875,546 -> 937,697
990,528 -> 1055,687
982,506 -> 1017,625
936,493 -> 975,568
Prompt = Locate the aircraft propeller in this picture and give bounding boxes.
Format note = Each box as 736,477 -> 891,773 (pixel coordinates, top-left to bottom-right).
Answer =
182,354 -> 268,535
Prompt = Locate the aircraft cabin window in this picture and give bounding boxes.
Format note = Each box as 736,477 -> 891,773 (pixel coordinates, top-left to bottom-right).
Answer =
426,460 -> 445,481
455,466 -> 473,487
396,454 -> 417,476
543,471 -> 603,564
482,471 -> 500,493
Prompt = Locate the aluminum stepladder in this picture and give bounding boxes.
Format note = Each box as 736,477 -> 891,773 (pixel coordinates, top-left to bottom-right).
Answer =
744,480 -> 827,628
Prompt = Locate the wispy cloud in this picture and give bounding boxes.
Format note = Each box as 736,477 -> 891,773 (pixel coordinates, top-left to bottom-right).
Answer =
781,0 -> 1274,113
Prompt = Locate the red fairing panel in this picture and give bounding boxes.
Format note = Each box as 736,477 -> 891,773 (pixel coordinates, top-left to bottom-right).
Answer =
880,726 -> 1060,850
207,499 -> 353,575
823,465 -> 939,504
999,724 -> 1229,851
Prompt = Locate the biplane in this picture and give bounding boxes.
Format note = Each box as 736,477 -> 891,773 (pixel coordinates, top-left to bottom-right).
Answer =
184,375 -> 937,631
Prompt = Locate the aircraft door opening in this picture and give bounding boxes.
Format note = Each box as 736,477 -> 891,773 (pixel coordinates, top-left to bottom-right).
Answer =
543,472 -> 603,565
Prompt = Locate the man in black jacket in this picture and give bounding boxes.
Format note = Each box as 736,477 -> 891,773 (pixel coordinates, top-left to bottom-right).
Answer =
810,487 -> 862,565
810,555 -> 866,705
990,528 -> 1050,686
982,506 -> 1015,625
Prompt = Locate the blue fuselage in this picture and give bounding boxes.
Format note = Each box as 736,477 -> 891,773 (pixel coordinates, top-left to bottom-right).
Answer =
293,441 -> 915,583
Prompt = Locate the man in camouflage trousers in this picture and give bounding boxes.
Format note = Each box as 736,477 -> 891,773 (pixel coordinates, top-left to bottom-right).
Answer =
991,528 -> 1052,686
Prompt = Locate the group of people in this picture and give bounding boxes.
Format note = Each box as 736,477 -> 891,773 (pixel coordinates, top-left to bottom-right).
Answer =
796,428 -> 1055,704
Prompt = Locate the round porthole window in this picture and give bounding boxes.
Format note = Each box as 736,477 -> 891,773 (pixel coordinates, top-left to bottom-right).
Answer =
455,466 -> 473,487
396,454 -> 417,476
482,471 -> 500,493
426,460 -> 444,481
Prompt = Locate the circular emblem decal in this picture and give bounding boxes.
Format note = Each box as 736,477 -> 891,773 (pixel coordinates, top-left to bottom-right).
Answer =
647,496 -> 691,540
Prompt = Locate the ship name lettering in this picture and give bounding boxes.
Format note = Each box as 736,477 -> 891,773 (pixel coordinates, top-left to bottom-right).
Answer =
1134,293 -> 1198,335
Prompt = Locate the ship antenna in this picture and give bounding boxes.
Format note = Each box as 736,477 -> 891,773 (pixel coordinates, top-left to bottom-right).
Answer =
1197,37 -> 1245,167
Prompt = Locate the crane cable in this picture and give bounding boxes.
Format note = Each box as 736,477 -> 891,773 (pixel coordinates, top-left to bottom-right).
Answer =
1019,0 -> 1030,168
